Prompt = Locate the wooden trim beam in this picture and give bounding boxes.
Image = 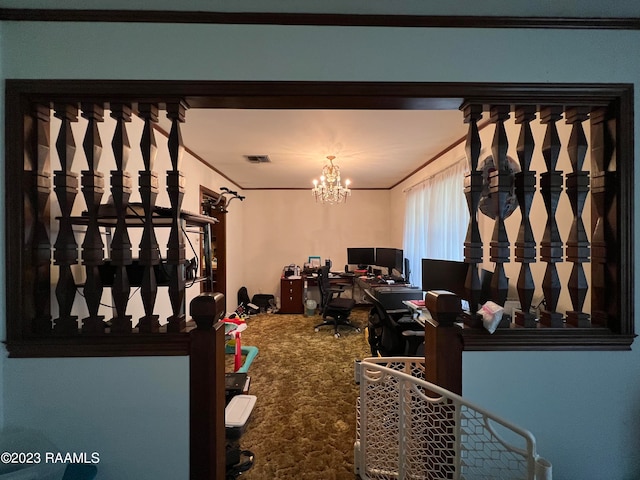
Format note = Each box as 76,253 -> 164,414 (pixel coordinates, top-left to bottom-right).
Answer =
1,9 -> 639,30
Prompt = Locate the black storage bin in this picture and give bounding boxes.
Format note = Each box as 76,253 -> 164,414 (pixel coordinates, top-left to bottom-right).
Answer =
251,294 -> 275,312
225,372 -> 248,404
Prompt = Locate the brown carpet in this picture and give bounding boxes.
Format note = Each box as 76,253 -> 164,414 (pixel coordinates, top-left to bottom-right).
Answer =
226,307 -> 372,479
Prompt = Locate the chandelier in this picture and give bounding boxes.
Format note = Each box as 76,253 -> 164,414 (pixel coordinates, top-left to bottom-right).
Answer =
311,155 -> 351,204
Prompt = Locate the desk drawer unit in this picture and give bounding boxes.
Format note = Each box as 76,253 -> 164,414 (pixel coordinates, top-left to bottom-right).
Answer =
280,278 -> 304,314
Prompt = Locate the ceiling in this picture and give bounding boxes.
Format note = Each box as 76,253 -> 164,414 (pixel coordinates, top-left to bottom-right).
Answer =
157,108 -> 468,190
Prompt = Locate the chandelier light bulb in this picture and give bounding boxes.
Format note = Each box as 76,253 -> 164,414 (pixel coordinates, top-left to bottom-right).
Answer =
311,155 -> 352,204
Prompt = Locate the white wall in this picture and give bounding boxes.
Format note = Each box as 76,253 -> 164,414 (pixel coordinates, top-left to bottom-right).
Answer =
2,18 -> 640,480
241,189 -> 391,302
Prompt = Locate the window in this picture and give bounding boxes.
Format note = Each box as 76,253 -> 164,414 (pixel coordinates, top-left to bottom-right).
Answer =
403,160 -> 469,286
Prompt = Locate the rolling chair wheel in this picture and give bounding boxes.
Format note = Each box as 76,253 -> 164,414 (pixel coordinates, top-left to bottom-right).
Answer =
314,327 -> 319,332
356,327 -> 361,333
334,332 -> 341,338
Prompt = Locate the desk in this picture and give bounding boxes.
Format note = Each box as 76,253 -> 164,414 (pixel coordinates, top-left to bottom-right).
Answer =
355,276 -> 423,310
280,273 -> 354,314
402,300 -> 432,327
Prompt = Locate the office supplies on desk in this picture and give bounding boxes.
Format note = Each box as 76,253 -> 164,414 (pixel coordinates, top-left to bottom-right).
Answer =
283,264 -> 301,277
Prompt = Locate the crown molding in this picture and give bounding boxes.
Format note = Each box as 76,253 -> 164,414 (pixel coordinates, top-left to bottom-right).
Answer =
1,9 -> 640,30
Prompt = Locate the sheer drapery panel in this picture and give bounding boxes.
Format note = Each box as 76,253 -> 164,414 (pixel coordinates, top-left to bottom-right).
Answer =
403,160 -> 469,288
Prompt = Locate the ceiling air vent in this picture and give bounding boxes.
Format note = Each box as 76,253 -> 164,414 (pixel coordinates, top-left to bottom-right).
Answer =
244,155 -> 271,164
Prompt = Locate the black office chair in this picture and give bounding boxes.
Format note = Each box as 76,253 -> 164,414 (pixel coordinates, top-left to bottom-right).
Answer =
314,266 -> 360,338
364,289 -> 424,356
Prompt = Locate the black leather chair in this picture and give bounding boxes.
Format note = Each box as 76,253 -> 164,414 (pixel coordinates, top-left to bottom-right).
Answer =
314,266 -> 359,338
364,289 -> 424,356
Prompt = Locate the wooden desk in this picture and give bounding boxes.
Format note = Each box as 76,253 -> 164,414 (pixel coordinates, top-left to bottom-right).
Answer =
280,273 -> 355,313
402,300 -> 432,327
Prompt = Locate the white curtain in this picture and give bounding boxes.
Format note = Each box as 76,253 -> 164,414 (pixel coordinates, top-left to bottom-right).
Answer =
403,160 -> 469,287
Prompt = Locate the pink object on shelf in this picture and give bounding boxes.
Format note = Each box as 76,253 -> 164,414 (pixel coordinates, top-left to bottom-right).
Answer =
224,318 -> 248,372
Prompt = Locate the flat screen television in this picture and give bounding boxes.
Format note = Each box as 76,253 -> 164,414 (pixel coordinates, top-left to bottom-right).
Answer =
375,247 -> 404,275
421,258 -> 469,300
347,247 -> 375,268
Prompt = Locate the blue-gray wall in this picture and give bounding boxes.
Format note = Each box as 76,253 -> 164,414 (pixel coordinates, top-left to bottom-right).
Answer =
1,17 -> 639,479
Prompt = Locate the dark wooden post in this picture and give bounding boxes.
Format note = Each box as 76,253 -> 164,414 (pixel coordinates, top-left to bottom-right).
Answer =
424,318 -> 463,395
424,292 -> 464,395
25,104 -> 53,336
565,107 -> 591,327
488,105 -> 512,308
423,302 -> 463,480
590,107 -> 618,330
80,103 -> 106,334
166,100 -> 188,332
53,103 -> 80,334
109,103 -> 134,333
539,106 -> 565,327
514,105 -> 538,328
137,103 -> 161,333
190,293 -> 226,480
462,103 -> 484,312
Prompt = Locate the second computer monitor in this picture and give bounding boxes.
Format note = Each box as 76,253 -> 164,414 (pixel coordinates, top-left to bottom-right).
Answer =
376,248 -> 404,275
421,258 -> 469,300
347,247 -> 375,268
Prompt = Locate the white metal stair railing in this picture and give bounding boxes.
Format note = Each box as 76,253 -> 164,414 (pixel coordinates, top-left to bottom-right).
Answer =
354,357 -> 552,480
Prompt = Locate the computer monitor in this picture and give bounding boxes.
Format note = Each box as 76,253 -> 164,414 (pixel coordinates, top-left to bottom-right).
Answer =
421,258 -> 469,300
478,267 -> 509,305
375,248 -> 404,275
347,247 -> 375,268
479,268 -> 494,304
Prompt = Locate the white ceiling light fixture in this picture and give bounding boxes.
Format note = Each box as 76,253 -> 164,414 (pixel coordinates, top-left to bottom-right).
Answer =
312,155 -> 351,204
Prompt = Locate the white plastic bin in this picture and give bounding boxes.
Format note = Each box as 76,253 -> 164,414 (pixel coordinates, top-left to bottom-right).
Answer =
225,394 -> 257,440
305,299 -> 317,316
